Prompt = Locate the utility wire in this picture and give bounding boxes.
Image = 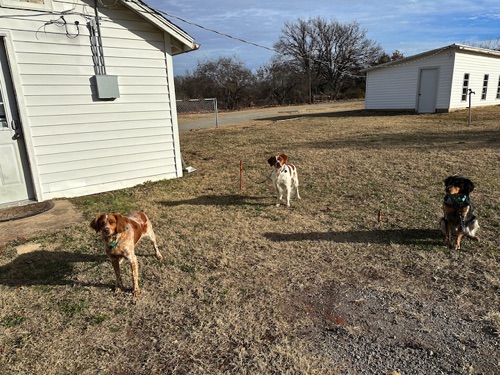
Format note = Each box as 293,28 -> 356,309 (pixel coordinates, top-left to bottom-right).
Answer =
155,9 -> 277,53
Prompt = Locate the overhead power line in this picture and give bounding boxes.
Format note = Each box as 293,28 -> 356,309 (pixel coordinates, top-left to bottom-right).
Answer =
155,9 -> 277,53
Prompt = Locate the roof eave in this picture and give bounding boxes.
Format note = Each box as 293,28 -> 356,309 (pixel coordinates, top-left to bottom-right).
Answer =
362,43 -> 500,73
120,0 -> 198,55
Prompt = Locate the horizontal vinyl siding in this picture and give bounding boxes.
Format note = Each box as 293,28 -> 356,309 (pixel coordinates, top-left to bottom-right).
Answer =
449,52 -> 500,109
365,51 -> 454,111
365,68 -> 417,109
1,0 -> 181,200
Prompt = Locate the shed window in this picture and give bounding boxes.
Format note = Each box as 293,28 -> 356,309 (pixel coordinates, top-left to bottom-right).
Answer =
481,74 -> 489,100
497,75 -> 500,99
461,73 -> 469,101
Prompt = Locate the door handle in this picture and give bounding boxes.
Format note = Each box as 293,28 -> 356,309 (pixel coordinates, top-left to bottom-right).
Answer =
11,120 -> 21,140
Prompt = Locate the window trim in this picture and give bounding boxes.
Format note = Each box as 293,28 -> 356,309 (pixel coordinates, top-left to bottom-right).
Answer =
496,75 -> 500,100
461,73 -> 470,102
481,74 -> 489,100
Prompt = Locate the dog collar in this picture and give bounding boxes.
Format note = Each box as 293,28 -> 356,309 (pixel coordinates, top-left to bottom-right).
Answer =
452,194 -> 467,204
108,226 -> 129,248
445,193 -> 469,207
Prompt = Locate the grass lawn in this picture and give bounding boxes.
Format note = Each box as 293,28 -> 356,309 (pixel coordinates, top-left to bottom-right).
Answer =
0,102 -> 499,374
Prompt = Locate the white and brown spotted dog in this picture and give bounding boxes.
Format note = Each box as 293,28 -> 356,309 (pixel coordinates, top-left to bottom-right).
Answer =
267,153 -> 301,207
90,211 -> 162,297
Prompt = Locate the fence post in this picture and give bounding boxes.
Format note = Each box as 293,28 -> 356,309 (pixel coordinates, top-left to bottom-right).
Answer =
239,161 -> 243,191
468,89 -> 475,125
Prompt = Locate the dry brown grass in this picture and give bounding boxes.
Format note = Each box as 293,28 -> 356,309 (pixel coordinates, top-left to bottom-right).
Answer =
1,102 -> 499,374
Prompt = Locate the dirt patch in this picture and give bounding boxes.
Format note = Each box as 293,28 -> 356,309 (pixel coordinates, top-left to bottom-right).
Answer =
0,201 -> 54,222
296,283 -> 498,373
0,200 -> 83,245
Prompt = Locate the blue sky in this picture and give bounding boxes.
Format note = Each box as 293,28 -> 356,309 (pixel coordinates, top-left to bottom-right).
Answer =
146,0 -> 500,76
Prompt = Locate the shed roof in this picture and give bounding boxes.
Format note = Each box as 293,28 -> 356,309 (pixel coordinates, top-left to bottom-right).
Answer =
120,0 -> 199,55
363,43 -> 500,73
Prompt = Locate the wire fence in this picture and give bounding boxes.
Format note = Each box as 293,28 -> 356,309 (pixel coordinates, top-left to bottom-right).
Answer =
176,98 -> 219,128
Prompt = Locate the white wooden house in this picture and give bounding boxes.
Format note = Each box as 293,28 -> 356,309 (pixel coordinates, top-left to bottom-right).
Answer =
363,44 -> 500,113
0,0 -> 198,206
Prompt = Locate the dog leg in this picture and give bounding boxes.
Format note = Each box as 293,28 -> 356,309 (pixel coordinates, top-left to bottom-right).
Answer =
439,218 -> 447,237
443,220 -> 452,248
465,219 -> 480,241
276,186 -> 282,207
294,179 -> 301,200
146,228 -> 163,260
129,255 -> 140,297
110,256 -> 124,293
455,232 -> 463,250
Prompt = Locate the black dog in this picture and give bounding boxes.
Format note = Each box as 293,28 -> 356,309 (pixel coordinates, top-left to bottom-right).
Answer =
439,175 -> 479,250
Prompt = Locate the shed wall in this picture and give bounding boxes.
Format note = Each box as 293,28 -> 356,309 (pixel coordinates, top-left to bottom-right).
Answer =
0,0 -> 182,200
449,52 -> 500,109
365,50 -> 455,111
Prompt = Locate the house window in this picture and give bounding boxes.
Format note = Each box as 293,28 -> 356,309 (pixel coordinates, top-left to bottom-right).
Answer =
481,74 -> 489,100
461,73 -> 469,101
497,75 -> 500,99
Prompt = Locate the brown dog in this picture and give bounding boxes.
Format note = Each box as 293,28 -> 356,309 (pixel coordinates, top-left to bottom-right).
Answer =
90,211 -> 162,297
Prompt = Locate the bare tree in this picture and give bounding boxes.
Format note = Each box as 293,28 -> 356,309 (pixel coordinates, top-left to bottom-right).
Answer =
466,38 -> 500,51
311,18 -> 384,99
274,17 -> 385,100
274,19 -> 317,102
193,57 -> 255,110
255,56 -> 304,105
372,50 -> 405,66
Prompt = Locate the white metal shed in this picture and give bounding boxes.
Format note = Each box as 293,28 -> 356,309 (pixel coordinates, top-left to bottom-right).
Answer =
363,44 -> 500,113
0,0 -> 198,206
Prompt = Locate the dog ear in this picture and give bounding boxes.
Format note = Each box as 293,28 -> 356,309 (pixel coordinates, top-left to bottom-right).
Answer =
90,214 -> 105,232
279,153 -> 288,164
114,213 -> 128,233
464,179 -> 475,194
268,156 -> 276,167
444,175 -> 456,187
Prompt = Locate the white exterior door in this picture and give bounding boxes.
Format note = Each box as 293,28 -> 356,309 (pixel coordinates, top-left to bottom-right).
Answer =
417,68 -> 438,113
0,38 -> 34,205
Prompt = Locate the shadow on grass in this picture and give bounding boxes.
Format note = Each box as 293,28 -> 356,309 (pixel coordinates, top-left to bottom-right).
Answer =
257,109 -> 499,151
0,250 -> 107,288
308,129 -> 499,151
258,109 -> 414,122
264,228 -> 442,247
159,194 -> 267,207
